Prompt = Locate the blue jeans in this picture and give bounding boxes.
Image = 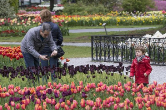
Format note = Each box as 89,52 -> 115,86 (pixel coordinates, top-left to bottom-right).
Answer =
22,52 -> 39,68
40,53 -> 58,82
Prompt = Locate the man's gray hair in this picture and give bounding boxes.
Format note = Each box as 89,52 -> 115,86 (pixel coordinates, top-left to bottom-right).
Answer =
40,23 -> 51,32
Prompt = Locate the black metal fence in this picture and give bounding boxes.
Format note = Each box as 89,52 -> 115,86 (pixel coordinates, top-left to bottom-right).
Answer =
91,35 -> 166,66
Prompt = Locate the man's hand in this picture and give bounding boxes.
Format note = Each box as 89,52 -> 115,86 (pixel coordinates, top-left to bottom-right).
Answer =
39,55 -> 49,60
144,73 -> 147,77
51,50 -> 57,57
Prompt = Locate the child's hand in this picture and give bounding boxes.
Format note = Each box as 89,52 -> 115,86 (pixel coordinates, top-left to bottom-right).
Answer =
144,73 -> 147,77
130,76 -> 133,79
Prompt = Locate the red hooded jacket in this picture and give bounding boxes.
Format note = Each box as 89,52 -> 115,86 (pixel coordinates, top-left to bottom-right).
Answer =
130,56 -> 152,84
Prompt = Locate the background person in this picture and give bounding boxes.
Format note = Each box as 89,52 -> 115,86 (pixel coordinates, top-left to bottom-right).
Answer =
130,45 -> 152,87
39,9 -> 63,82
21,23 -> 58,68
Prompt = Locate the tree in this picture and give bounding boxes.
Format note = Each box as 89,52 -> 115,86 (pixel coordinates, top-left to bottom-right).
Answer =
122,0 -> 155,13
0,0 -> 15,18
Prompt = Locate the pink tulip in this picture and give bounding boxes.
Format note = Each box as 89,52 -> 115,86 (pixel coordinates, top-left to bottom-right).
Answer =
115,97 -> 120,103
126,86 -> 131,92
97,82 -> 103,87
5,103 -> 8,108
138,103 -> 143,109
11,101 -> 15,107
48,82 -> 52,87
0,105 -> 2,110
119,103 -> 124,108
71,82 -> 76,89
92,106 -> 97,110
85,105 -> 90,110
79,81 -> 83,86
118,82 -> 122,87
114,104 -> 118,110
153,81 -> 157,86
109,96 -> 114,102
125,98 -> 130,104
80,99 -> 85,108
5,92 -> 10,97
61,102 -> 65,108
64,105 -> 69,110
131,92 -> 135,96
77,86 -> 82,92
8,85 -> 14,89
91,83 -> 96,88
96,87 -> 101,92
3,87 -> 7,92
9,89 -> 14,95
55,103 -> 60,110
114,85 -> 118,91
46,98 -> 51,104
84,86 -> 90,92
51,99 -> 56,105
127,81 -> 132,86
16,103 -> 20,109
14,88 -> 17,92
36,99 -> 41,104
7,106 -> 11,110
21,104 -> 26,110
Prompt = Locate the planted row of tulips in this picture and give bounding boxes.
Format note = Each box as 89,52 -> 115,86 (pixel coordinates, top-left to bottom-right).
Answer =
0,77 -> 163,110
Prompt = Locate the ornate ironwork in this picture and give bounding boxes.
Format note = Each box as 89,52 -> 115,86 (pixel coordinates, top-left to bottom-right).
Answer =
91,35 -> 166,66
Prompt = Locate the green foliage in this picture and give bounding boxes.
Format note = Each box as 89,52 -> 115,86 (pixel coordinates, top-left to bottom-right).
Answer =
122,0 -> 155,13
9,0 -> 19,14
0,0 -> 15,18
62,1 -> 109,15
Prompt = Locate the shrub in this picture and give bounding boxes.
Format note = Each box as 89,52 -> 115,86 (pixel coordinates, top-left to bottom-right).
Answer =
0,0 -> 15,18
9,0 -> 19,14
61,1 -> 108,15
122,0 -> 155,13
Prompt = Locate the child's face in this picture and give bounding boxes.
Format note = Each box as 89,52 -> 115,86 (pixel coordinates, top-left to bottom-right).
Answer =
135,50 -> 144,57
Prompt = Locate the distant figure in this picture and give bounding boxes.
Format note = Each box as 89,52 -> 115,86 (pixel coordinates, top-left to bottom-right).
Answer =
130,45 -> 152,86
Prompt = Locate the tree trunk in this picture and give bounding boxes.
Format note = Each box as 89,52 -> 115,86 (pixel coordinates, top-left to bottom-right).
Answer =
50,0 -> 54,11
54,0 -> 57,4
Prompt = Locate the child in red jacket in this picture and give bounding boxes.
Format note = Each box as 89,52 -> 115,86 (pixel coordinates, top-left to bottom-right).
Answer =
130,45 -> 152,86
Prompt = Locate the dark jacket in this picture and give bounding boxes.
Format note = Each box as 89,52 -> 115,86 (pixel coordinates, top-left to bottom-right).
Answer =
21,26 -> 57,58
40,22 -> 63,54
130,56 -> 152,84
